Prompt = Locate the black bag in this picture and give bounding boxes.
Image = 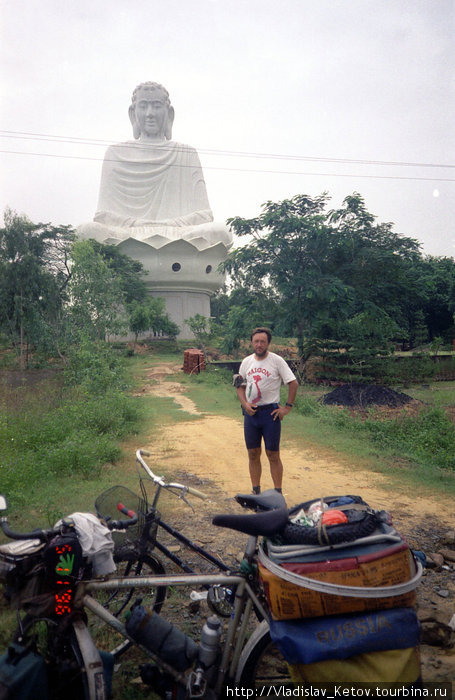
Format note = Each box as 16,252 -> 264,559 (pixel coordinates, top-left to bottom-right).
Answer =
0,643 -> 48,700
4,556 -> 45,609
281,495 -> 379,545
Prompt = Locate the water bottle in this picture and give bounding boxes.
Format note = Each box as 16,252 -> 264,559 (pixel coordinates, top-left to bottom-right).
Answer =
197,615 -> 222,684
125,605 -> 198,672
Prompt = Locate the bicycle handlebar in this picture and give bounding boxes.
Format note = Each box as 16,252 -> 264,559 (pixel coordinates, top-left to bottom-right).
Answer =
0,517 -> 56,543
107,503 -> 138,530
136,449 -> 207,501
1,503 -> 139,542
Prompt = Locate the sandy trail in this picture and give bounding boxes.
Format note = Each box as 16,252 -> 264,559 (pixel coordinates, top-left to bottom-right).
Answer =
139,363 -> 455,531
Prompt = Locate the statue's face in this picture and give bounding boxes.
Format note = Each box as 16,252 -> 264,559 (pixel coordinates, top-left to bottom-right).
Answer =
134,86 -> 169,140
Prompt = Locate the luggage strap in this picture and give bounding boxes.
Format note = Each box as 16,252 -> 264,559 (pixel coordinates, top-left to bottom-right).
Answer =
315,502 -> 371,546
258,543 -> 422,598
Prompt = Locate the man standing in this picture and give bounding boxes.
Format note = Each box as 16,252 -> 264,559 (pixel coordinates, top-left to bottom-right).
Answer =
236,327 -> 298,494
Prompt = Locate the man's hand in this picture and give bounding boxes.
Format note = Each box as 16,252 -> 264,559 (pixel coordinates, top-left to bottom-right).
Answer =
271,405 -> 291,421
237,384 -> 257,415
243,402 -> 258,416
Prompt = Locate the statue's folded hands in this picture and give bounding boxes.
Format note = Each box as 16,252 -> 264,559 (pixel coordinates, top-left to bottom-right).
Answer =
80,82 -> 231,248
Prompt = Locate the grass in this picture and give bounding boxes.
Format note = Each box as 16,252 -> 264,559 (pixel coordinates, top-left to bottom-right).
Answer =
291,385 -> 455,495
3,344 -> 455,521
0,340 -> 200,517
178,365 -> 241,418
1,384 -> 141,509
405,380 -> 455,407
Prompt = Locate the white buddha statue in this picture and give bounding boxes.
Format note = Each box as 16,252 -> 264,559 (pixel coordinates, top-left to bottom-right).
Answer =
78,82 -> 232,337
79,81 -> 232,249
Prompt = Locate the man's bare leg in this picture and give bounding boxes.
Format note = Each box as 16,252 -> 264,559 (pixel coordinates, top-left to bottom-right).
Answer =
247,447 -> 262,491
265,449 -> 283,490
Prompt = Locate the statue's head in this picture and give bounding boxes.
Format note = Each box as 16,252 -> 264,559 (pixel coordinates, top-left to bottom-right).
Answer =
129,82 -> 175,141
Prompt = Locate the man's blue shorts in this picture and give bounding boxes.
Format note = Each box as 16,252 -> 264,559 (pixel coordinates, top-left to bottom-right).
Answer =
243,403 -> 281,452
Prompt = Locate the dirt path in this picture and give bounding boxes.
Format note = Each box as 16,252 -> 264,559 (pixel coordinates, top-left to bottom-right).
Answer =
139,363 -> 455,527
137,362 -> 455,688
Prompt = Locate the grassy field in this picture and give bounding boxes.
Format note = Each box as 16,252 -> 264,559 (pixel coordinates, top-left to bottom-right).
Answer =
1,344 -> 455,696
2,343 -> 455,528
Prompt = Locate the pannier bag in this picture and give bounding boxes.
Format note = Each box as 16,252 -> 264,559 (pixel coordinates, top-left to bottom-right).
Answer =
270,609 -> 422,686
268,607 -> 421,665
288,647 -> 421,687
0,540 -> 46,609
0,643 -> 48,700
259,495 -> 422,620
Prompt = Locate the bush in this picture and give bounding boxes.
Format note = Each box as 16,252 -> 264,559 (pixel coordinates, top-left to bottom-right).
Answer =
365,407 -> 455,471
295,395 -> 353,429
2,382 -> 141,506
64,340 -> 128,394
383,355 -> 437,385
43,430 -> 122,477
295,395 -> 455,473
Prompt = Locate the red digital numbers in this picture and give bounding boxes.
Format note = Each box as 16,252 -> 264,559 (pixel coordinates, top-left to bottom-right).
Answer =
55,591 -> 73,615
54,543 -> 74,615
56,544 -> 72,554
55,582 -> 73,615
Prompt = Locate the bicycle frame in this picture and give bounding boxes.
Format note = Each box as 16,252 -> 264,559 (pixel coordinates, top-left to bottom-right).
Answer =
121,450 -> 232,576
0,456 -> 286,699
154,519 -> 230,574
83,546 -> 269,696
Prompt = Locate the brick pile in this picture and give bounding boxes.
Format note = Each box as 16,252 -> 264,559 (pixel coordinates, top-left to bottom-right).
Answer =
183,349 -> 206,375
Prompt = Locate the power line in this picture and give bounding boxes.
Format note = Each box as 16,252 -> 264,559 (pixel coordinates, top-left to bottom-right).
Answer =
1,148 -> 454,183
0,129 -> 453,170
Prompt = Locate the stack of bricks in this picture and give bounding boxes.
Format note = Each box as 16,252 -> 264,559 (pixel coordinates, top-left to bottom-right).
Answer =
183,349 -> 206,374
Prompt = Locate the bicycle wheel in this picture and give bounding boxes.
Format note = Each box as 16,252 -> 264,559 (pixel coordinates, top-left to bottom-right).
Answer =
236,620 -> 292,691
14,617 -> 92,700
97,553 -> 167,617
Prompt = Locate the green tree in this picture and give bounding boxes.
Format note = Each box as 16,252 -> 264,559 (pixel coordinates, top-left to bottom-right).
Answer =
211,285 -> 279,355
327,194 -> 425,349
89,240 -> 148,304
129,297 -> 179,347
68,240 -> 128,341
184,314 -> 218,360
129,302 -> 151,347
0,208 -> 75,367
225,193 -> 346,356
320,306 -> 400,383
417,256 -> 455,344
224,192 -> 427,374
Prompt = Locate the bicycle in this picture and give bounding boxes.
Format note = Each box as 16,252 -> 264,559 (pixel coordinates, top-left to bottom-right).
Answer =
91,449 -> 241,623
0,496 -> 140,699
0,459 -> 423,698
0,487 -> 295,698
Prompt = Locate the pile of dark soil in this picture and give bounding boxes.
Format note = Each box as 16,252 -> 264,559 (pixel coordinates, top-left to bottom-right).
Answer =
322,382 -> 413,408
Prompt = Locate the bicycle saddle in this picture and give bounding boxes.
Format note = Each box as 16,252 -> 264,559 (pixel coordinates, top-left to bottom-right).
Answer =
212,507 -> 288,538
234,489 -> 287,512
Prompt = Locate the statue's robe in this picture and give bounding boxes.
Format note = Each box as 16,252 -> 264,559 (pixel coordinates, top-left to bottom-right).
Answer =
94,140 -> 214,229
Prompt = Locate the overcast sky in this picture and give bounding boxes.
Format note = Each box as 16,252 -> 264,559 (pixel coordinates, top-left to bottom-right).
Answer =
1,0 -> 454,256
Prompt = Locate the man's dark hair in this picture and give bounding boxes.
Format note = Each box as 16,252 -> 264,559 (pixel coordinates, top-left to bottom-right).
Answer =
251,327 -> 272,343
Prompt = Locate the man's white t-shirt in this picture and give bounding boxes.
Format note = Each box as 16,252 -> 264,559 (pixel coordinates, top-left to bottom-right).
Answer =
238,352 -> 296,405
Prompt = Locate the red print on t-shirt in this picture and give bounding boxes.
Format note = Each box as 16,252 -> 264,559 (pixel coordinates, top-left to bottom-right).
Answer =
252,374 -> 262,403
